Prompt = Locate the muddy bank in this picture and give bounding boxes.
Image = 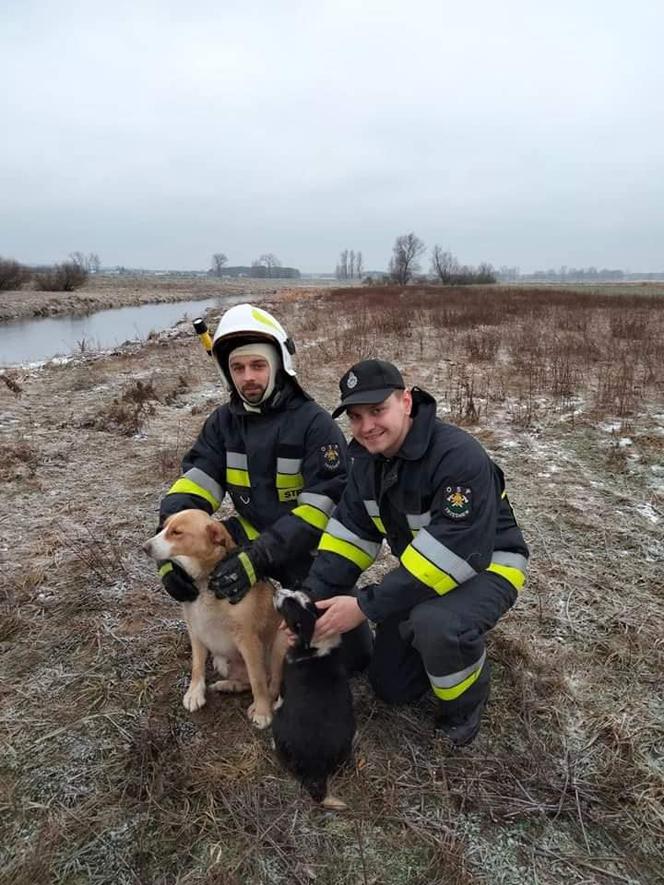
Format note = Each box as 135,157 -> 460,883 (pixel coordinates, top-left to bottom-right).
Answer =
0,274 -> 339,323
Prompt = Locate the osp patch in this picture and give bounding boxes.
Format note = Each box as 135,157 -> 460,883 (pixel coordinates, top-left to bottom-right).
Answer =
443,486 -> 472,519
321,443 -> 341,472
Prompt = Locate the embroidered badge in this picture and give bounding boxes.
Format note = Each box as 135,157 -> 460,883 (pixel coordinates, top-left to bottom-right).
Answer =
321,443 -> 341,472
346,370 -> 358,389
443,486 -> 472,519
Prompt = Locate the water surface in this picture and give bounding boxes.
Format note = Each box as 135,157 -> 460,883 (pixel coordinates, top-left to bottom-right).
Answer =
0,295 -> 241,366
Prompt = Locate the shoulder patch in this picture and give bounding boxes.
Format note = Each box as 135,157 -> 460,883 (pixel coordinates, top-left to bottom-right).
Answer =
443,486 -> 472,520
321,443 -> 341,472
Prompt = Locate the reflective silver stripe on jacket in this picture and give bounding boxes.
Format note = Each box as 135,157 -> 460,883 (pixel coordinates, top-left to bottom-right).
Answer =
226,452 -> 248,469
411,528 -> 478,584
428,650 -> 487,689
363,500 -> 380,517
406,512 -> 431,532
324,517 -> 382,559
491,551 -> 529,575
183,467 -> 223,502
276,457 -> 302,475
298,491 -> 335,515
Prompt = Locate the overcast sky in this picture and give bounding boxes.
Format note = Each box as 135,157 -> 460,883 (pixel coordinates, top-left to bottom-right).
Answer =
2,0 -> 663,273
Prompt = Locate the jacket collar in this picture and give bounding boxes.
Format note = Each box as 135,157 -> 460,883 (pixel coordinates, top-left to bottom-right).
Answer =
348,387 -> 437,462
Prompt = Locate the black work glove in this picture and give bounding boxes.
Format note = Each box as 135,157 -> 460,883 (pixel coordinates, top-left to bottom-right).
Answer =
158,559 -> 198,603
209,542 -> 270,604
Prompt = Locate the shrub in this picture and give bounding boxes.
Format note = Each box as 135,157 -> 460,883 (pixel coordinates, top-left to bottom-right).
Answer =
34,262 -> 88,292
0,257 -> 29,291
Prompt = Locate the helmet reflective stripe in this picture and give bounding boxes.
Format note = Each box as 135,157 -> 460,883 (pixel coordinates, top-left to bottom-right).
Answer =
212,303 -> 296,387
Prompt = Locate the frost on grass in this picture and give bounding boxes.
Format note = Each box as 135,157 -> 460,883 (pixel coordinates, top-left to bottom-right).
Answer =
1,282 -> 663,885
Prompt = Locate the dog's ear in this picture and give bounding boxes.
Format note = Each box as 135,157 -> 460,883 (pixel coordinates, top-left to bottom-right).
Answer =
282,597 -> 317,645
207,522 -> 227,547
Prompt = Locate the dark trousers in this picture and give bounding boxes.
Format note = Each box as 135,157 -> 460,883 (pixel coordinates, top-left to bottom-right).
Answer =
368,570 -> 517,722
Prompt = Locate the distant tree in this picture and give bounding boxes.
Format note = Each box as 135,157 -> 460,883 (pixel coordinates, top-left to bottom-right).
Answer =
253,253 -> 281,277
0,257 -> 29,291
389,232 -> 425,284
211,253 -> 228,276
69,251 -> 101,273
349,250 -> 356,279
431,246 -> 459,284
35,261 -> 88,291
356,251 -> 364,279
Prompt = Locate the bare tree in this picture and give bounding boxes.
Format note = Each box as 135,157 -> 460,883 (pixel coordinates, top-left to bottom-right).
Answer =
35,261 -> 88,291
349,250 -> 356,279
0,257 -> 29,290
389,232 -> 425,284
211,253 -> 228,276
431,245 -> 459,284
356,251 -> 364,279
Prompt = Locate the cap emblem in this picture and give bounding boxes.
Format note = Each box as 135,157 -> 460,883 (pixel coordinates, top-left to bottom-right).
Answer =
346,371 -> 358,390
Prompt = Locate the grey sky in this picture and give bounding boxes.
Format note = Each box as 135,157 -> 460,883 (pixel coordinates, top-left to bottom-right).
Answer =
2,0 -> 663,273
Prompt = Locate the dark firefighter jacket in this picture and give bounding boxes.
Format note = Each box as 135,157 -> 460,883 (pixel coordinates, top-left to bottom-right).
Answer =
306,388 -> 529,622
160,381 -> 348,575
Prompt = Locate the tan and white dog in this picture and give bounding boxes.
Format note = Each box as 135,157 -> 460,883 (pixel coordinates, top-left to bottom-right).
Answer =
143,509 -> 286,728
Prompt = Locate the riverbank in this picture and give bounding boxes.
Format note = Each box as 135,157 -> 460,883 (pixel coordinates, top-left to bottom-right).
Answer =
1,285 -> 662,883
0,275 -> 339,323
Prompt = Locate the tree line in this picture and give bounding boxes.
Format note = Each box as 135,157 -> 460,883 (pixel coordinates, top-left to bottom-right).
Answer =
0,252 -> 100,292
339,234 -> 497,285
210,253 -> 300,279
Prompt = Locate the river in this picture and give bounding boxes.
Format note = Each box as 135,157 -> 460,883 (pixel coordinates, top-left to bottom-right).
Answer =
0,295 -> 245,366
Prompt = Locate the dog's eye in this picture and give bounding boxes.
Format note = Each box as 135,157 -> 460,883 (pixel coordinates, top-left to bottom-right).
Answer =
170,528 -> 183,536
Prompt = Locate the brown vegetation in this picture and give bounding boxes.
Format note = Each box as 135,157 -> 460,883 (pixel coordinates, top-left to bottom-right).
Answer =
0,283 -> 662,883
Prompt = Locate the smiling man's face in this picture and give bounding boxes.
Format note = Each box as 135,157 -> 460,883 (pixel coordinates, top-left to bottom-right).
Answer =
346,390 -> 413,457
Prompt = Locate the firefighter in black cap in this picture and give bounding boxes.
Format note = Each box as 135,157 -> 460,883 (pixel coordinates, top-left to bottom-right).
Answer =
303,359 -> 529,746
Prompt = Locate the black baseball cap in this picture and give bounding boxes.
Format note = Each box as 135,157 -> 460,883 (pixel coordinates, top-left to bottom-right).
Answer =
332,359 -> 405,418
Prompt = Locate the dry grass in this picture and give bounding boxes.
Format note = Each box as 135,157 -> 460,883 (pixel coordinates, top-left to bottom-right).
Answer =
1,284 -> 663,883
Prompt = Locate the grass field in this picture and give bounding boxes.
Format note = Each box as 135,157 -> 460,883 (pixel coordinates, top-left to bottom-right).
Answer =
1,284 -> 662,884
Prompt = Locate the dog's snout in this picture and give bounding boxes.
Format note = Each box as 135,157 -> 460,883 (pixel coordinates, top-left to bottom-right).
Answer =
142,540 -> 153,555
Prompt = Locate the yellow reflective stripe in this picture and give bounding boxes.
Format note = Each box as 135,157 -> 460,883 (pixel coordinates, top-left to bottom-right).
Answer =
292,504 -> 329,531
158,562 -> 173,578
432,663 -> 484,701
226,468 -> 250,488
251,307 -> 281,331
501,489 -> 507,499
276,472 -> 304,489
319,534 -> 375,571
401,545 -> 458,595
237,515 -> 260,540
487,562 -> 526,591
238,551 -> 256,585
371,516 -> 387,534
167,477 -> 220,510
278,488 -> 300,503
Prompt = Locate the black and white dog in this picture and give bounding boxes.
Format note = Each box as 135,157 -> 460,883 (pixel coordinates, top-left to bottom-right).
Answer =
272,588 -> 356,810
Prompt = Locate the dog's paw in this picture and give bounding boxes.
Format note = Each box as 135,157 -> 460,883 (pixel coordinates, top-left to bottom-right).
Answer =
321,795 -> 348,812
210,679 -> 249,693
247,702 -> 272,729
183,681 -> 207,712
272,695 -> 284,711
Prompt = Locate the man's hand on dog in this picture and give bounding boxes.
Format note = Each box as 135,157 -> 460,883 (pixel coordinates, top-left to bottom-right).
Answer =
313,596 -> 367,640
209,543 -> 269,604
158,560 -> 198,603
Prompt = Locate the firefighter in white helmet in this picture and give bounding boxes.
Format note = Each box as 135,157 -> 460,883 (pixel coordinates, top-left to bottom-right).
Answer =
156,304 -> 372,671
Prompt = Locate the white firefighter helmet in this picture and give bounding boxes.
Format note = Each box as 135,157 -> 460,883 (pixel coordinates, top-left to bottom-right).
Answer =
211,303 -> 296,388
